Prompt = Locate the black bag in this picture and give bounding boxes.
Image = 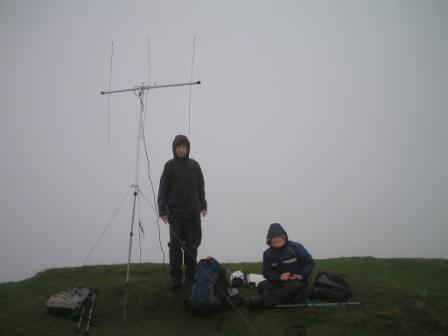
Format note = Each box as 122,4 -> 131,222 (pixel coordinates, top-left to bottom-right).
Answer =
312,272 -> 352,302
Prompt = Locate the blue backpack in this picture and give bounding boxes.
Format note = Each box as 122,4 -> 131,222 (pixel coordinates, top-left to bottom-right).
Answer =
188,257 -> 231,314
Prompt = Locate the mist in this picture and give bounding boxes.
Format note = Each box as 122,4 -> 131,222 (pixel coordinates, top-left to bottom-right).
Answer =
1,0 -> 447,283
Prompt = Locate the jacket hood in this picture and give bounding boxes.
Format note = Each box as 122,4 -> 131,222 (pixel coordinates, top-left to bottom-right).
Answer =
266,223 -> 288,245
172,134 -> 190,159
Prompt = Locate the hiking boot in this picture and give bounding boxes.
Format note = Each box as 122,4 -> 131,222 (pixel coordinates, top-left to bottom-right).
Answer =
171,277 -> 182,290
246,295 -> 264,309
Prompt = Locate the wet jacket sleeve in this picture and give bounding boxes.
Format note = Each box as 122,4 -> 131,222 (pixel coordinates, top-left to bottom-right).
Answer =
290,242 -> 315,279
157,166 -> 168,216
196,163 -> 207,210
262,250 -> 281,282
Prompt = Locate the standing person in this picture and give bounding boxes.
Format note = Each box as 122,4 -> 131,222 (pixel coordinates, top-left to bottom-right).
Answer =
157,135 -> 208,289
247,223 -> 314,308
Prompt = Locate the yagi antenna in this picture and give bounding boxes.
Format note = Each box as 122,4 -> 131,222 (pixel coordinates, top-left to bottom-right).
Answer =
99,42 -> 201,336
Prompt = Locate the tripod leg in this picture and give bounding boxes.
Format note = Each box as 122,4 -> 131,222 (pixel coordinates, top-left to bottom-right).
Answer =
122,188 -> 138,335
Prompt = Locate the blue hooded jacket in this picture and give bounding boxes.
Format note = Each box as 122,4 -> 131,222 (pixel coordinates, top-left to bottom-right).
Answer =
262,223 -> 314,282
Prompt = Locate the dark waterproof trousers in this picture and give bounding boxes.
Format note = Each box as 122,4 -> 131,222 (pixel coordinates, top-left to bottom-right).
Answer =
257,279 -> 307,307
168,214 -> 202,281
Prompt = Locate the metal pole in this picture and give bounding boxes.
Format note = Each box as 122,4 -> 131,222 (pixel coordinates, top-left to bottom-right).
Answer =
122,187 -> 138,335
100,80 -> 201,95
275,301 -> 364,308
134,89 -> 144,186
122,88 -> 145,335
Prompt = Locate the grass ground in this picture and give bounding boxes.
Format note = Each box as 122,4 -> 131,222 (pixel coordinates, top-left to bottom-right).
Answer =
0,257 -> 447,336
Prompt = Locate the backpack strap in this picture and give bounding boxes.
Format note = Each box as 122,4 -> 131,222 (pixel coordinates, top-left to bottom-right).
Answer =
284,245 -> 299,263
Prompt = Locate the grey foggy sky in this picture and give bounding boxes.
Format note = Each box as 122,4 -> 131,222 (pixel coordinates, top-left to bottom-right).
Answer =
1,0 -> 447,283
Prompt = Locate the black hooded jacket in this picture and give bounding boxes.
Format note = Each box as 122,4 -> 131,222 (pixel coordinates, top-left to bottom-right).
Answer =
157,135 -> 207,217
262,223 -> 315,282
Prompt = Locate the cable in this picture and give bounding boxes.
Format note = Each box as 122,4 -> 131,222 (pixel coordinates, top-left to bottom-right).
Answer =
136,193 -> 258,336
138,184 -> 258,334
104,39 -> 255,334
139,93 -> 170,285
139,190 -> 157,214
165,223 -> 258,335
138,82 -> 257,335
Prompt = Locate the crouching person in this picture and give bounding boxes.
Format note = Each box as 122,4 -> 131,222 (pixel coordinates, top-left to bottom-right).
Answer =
247,223 -> 314,308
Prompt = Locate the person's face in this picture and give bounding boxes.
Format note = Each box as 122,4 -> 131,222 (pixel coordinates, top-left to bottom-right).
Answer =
175,143 -> 188,158
271,236 -> 286,248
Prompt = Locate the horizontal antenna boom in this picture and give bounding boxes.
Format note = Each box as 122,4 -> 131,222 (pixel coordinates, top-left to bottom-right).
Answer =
100,80 -> 201,95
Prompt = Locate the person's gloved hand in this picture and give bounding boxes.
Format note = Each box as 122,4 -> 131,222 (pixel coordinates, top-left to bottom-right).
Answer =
161,214 -> 169,224
289,274 -> 304,280
201,209 -> 208,217
280,272 -> 291,281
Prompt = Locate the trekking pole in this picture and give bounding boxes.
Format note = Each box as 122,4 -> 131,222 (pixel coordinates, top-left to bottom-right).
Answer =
85,293 -> 96,335
275,301 -> 364,308
75,303 -> 87,334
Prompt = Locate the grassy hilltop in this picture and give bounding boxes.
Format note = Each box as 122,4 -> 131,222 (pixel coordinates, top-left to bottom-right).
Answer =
0,257 -> 447,336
